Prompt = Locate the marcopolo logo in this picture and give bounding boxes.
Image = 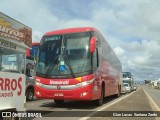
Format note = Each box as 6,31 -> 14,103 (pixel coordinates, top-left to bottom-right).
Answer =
0,77 -> 22,97
50,80 -> 69,85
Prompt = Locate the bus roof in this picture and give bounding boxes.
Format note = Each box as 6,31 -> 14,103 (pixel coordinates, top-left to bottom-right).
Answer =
44,27 -> 97,36
32,42 -> 40,46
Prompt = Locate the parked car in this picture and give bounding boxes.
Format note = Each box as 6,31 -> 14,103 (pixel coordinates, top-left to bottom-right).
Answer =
25,68 -> 35,101
123,83 -> 131,93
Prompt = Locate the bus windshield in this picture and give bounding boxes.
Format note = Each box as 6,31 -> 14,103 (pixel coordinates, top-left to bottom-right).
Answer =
123,80 -> 131,86
124,83 -> 129,87
36,32 -> 91,78
123,72 -> 131,78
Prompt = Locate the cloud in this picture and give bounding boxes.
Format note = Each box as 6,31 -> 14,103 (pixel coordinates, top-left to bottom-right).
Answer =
114,47 -> 125,57
120,39 -> 160,80
32,31 -> 43,42
0,0 -> 160,81
121,41 -> 143,52
0,0 -> 61,40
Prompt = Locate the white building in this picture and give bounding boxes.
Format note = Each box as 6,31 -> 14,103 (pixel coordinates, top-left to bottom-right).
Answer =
151,79 -> 160,88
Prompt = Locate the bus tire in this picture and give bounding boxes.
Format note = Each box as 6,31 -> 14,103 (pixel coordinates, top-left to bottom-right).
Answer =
115,85 -> 120,98
94,85 -> 104,106
26,88 -> 34,101
54,100 -> 64,105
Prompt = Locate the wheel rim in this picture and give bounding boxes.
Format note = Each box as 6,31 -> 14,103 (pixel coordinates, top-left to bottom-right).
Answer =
28,90 -> 33,100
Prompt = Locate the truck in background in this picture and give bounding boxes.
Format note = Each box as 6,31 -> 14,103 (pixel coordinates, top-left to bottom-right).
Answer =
122,72 -> 134,92
0,12 -> 32,119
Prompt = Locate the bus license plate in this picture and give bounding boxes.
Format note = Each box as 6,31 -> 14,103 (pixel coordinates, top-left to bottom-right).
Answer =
54,93 -> 64,97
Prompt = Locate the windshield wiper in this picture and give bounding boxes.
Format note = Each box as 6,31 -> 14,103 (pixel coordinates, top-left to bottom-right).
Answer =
45,56 -> 59,78
45,54 -> 75,78
60,36 -> 75,78
45,35 -> 75,78
62,54 -> 75,78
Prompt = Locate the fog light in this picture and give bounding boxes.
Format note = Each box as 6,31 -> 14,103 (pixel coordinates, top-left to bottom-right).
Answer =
81,92 -> 87,96
36,91 -> 41,96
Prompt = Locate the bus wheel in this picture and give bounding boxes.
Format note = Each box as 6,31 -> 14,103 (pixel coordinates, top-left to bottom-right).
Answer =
26,88 -> 34,101
54,100 -> 64,105
94,87 -> 104,106
115,86 -> 120,98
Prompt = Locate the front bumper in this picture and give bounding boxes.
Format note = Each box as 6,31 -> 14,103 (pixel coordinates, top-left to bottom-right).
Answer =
35,84 -> 93,100
126,88 -> 131,92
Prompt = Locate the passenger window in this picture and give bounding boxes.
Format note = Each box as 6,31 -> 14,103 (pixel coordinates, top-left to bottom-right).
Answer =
93,48 -> 99,71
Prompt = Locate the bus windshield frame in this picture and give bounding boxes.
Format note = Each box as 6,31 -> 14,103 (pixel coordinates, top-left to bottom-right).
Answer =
123,72 -> 131,78
36,32 -> 92,78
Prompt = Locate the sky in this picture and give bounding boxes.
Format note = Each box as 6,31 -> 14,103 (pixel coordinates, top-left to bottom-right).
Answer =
0,0 -> 160,82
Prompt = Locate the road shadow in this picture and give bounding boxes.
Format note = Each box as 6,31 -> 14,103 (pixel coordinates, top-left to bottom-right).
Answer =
38,95 -> 118,110
24,93 -> 130,118
26,96 -> 42,103
24,96 -> 117,118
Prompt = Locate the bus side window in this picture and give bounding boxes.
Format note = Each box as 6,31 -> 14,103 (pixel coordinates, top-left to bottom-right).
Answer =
93,48 -> 99,71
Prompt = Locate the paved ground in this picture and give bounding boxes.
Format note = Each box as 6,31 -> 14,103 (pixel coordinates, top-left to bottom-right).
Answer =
21,86 -> 160,120
143,85 -> 160,109
87,88 -> 159,120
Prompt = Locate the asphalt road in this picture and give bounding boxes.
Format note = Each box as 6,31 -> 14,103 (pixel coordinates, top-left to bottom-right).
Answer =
143,85 -> 160,110
21,87 -> 160,120
87,88 -> 159,120
22,92 -> 130,120
24,97 -> 119,120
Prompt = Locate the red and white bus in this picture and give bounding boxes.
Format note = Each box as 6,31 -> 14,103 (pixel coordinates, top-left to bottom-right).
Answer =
34,27 -> 122,106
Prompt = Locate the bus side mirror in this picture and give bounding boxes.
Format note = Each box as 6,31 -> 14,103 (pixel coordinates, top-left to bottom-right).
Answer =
90,37 -> 96,53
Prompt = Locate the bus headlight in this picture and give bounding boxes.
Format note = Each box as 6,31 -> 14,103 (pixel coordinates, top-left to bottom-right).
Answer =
35,81 -> 42,87
76,78 -> 94,88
